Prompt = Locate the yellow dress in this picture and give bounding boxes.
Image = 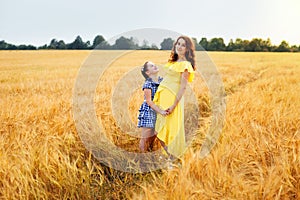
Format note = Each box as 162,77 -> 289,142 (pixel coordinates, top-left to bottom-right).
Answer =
154,61 -> 194,157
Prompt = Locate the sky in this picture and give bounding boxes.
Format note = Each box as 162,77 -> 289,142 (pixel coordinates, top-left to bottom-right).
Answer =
1,0 -> 300,46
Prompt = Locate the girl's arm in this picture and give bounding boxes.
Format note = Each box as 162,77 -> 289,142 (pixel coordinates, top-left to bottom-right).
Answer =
167,69 -> 189,113
144,89 -> 167,116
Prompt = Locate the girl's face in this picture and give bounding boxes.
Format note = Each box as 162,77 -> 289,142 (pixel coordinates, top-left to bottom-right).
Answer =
146,61 -> 159,75
175,38 -> 187,57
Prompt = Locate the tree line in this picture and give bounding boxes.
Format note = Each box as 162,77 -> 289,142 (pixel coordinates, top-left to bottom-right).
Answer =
1,35 -> 299,52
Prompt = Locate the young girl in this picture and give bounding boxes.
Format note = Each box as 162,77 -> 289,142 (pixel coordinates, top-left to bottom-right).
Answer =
137,61 -> 167,152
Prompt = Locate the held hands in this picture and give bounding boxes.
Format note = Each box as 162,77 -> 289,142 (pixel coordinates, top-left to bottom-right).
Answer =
159,109 -> 168,116
166,104 -> 176,114
159,104 -> 176,116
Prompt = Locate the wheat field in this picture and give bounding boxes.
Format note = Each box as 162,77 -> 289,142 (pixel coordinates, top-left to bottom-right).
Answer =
0,50 -> 299,199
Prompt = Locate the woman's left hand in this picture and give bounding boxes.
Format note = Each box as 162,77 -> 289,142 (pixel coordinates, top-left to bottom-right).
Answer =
166,105 -> 176,114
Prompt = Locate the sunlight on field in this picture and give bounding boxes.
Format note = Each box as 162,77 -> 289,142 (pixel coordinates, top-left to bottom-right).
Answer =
0,50 -> 299,199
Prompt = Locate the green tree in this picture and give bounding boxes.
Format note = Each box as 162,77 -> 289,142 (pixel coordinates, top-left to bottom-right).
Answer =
247,38 -> 262,52
113,36 -> 138,49
92,35 -> 105,49
38,44 -> 48,49
275,40 -> 290,52
199,37 -> 208,50
49,39 -> 59,49
226,39 -> 235,51
192,37 -> 203,51
150,43 -> 159,50
68,36 -> 88,49
260,38 -> 272,52
290,45 -> 299,52
57,40 -> 66,49
160,38 -> 174,50
235,38 -> 247,51
97,41 -> 111,49
0,40 -> 8,49
18,45 -> 28,50
7,43 -> 17,50
141,39 -> 150,49
0,40 -> 18,50
18,44 -> 36,50
207,38 -> 225,51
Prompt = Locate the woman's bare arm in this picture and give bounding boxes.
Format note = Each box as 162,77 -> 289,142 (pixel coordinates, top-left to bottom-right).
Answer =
167,69 -> 189,113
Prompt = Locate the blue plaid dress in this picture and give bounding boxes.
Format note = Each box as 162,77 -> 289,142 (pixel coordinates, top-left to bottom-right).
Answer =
137,77 -> 163,128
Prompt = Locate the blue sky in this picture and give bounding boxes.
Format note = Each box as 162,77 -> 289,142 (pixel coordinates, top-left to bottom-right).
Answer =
1,0 -> 300,46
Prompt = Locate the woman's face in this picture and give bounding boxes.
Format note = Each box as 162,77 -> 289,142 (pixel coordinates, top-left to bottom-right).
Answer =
175,38 -> 187,57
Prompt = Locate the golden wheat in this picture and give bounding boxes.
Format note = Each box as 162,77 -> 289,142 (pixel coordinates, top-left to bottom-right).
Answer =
0,50 -> 299,199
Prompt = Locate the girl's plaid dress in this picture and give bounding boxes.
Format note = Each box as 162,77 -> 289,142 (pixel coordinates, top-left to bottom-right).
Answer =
137,77 -> 163,128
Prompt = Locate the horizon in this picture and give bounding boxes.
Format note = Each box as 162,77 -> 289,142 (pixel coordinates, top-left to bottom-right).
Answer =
1,0 -> 300,46
1,34 -> 299,47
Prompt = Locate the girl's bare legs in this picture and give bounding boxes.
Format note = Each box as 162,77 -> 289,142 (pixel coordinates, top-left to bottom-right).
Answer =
139,128 -> 156,152
148,129 -> 157,151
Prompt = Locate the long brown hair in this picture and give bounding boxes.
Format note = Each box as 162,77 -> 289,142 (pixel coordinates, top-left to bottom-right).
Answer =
168,36 -> 196,70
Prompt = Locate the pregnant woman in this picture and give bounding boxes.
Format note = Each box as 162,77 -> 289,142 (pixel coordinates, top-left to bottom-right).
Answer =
154,35 -> 196,159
